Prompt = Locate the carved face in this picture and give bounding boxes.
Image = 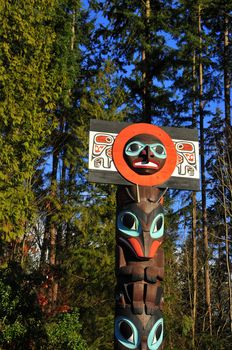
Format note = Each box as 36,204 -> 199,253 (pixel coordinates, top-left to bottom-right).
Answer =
124,135 -> 167,175
115,308 -> 164,350
117,204 -> 164,259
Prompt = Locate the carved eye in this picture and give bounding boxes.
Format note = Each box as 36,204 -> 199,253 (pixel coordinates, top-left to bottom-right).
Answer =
150,144 -> 167,159
120,322 -> 134,343
147,318 -> 164,350
115,317 -> 139,349
125,142 -> 145,156
117,211 -> 141,237
150,213 -> 164,239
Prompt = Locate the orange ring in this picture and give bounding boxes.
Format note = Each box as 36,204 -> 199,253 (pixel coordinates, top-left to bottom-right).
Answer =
112,123 -> 177,186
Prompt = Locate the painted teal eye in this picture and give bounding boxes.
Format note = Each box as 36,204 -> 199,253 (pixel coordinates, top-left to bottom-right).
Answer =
117,211 -> 141,237
150,213 -> 164,239
147,318 -> 164,350
125,141 -> 145,156
115,317 -> 139,349
150,144 -> 167,159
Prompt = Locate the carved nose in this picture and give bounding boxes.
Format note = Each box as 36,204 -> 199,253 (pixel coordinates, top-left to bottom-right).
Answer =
142,231 -> 151,257
140,146 -> 148,156
141,338 -> 148,349
140,146 -> 154,161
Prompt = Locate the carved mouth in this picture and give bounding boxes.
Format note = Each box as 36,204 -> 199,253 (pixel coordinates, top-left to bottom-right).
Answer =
119,237 -> 144,258
118,237 -> 162,259
118,237 -> 155,260
133,159 -> 160,169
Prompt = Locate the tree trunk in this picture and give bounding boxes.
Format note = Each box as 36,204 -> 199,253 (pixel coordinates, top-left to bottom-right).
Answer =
47,148 -> 59,312
38,143 -> 59,313
142,0 -> 152,123
191,50 -> 198,348
223,9 -> 232,335
220,151 -> 232,333
198,4 -> 212,336
48,222 -> 58,309
224,12 -> 231,139
192,192 -> 198,345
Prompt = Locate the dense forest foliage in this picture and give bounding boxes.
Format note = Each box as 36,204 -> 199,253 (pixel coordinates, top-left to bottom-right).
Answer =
0,0 -> 231,349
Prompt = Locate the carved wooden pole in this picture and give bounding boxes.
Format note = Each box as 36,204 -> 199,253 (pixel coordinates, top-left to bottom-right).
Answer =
88,120 -> 200,350
115,186 -> 165,349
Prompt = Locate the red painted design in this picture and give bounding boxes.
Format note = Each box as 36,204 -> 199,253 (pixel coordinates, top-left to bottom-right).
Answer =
93,144 -> 105,155
128,238 -> 144,257
149,241 -> 161,258
185,153 -> 195,164
177,154 -> 183,165
95,135 -> 113,144
176,142 -> 193,152
106,148 -> 112,158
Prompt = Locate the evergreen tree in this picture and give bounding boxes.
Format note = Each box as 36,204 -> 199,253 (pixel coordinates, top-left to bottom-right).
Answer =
91,0 -> 179,124
0,0 -> 60,245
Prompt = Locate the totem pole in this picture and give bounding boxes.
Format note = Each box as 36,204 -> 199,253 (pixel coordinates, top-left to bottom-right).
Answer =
88,120 -> 200,349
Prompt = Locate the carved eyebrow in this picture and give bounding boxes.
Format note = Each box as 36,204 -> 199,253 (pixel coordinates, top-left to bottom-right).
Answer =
123,205 -> 164,227
124,205 -> 147,224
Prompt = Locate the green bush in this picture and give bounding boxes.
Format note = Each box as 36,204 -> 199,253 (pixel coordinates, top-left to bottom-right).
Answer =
0,262 -> 47,349
45,309 -> 87,350
0,262 -> 87,349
